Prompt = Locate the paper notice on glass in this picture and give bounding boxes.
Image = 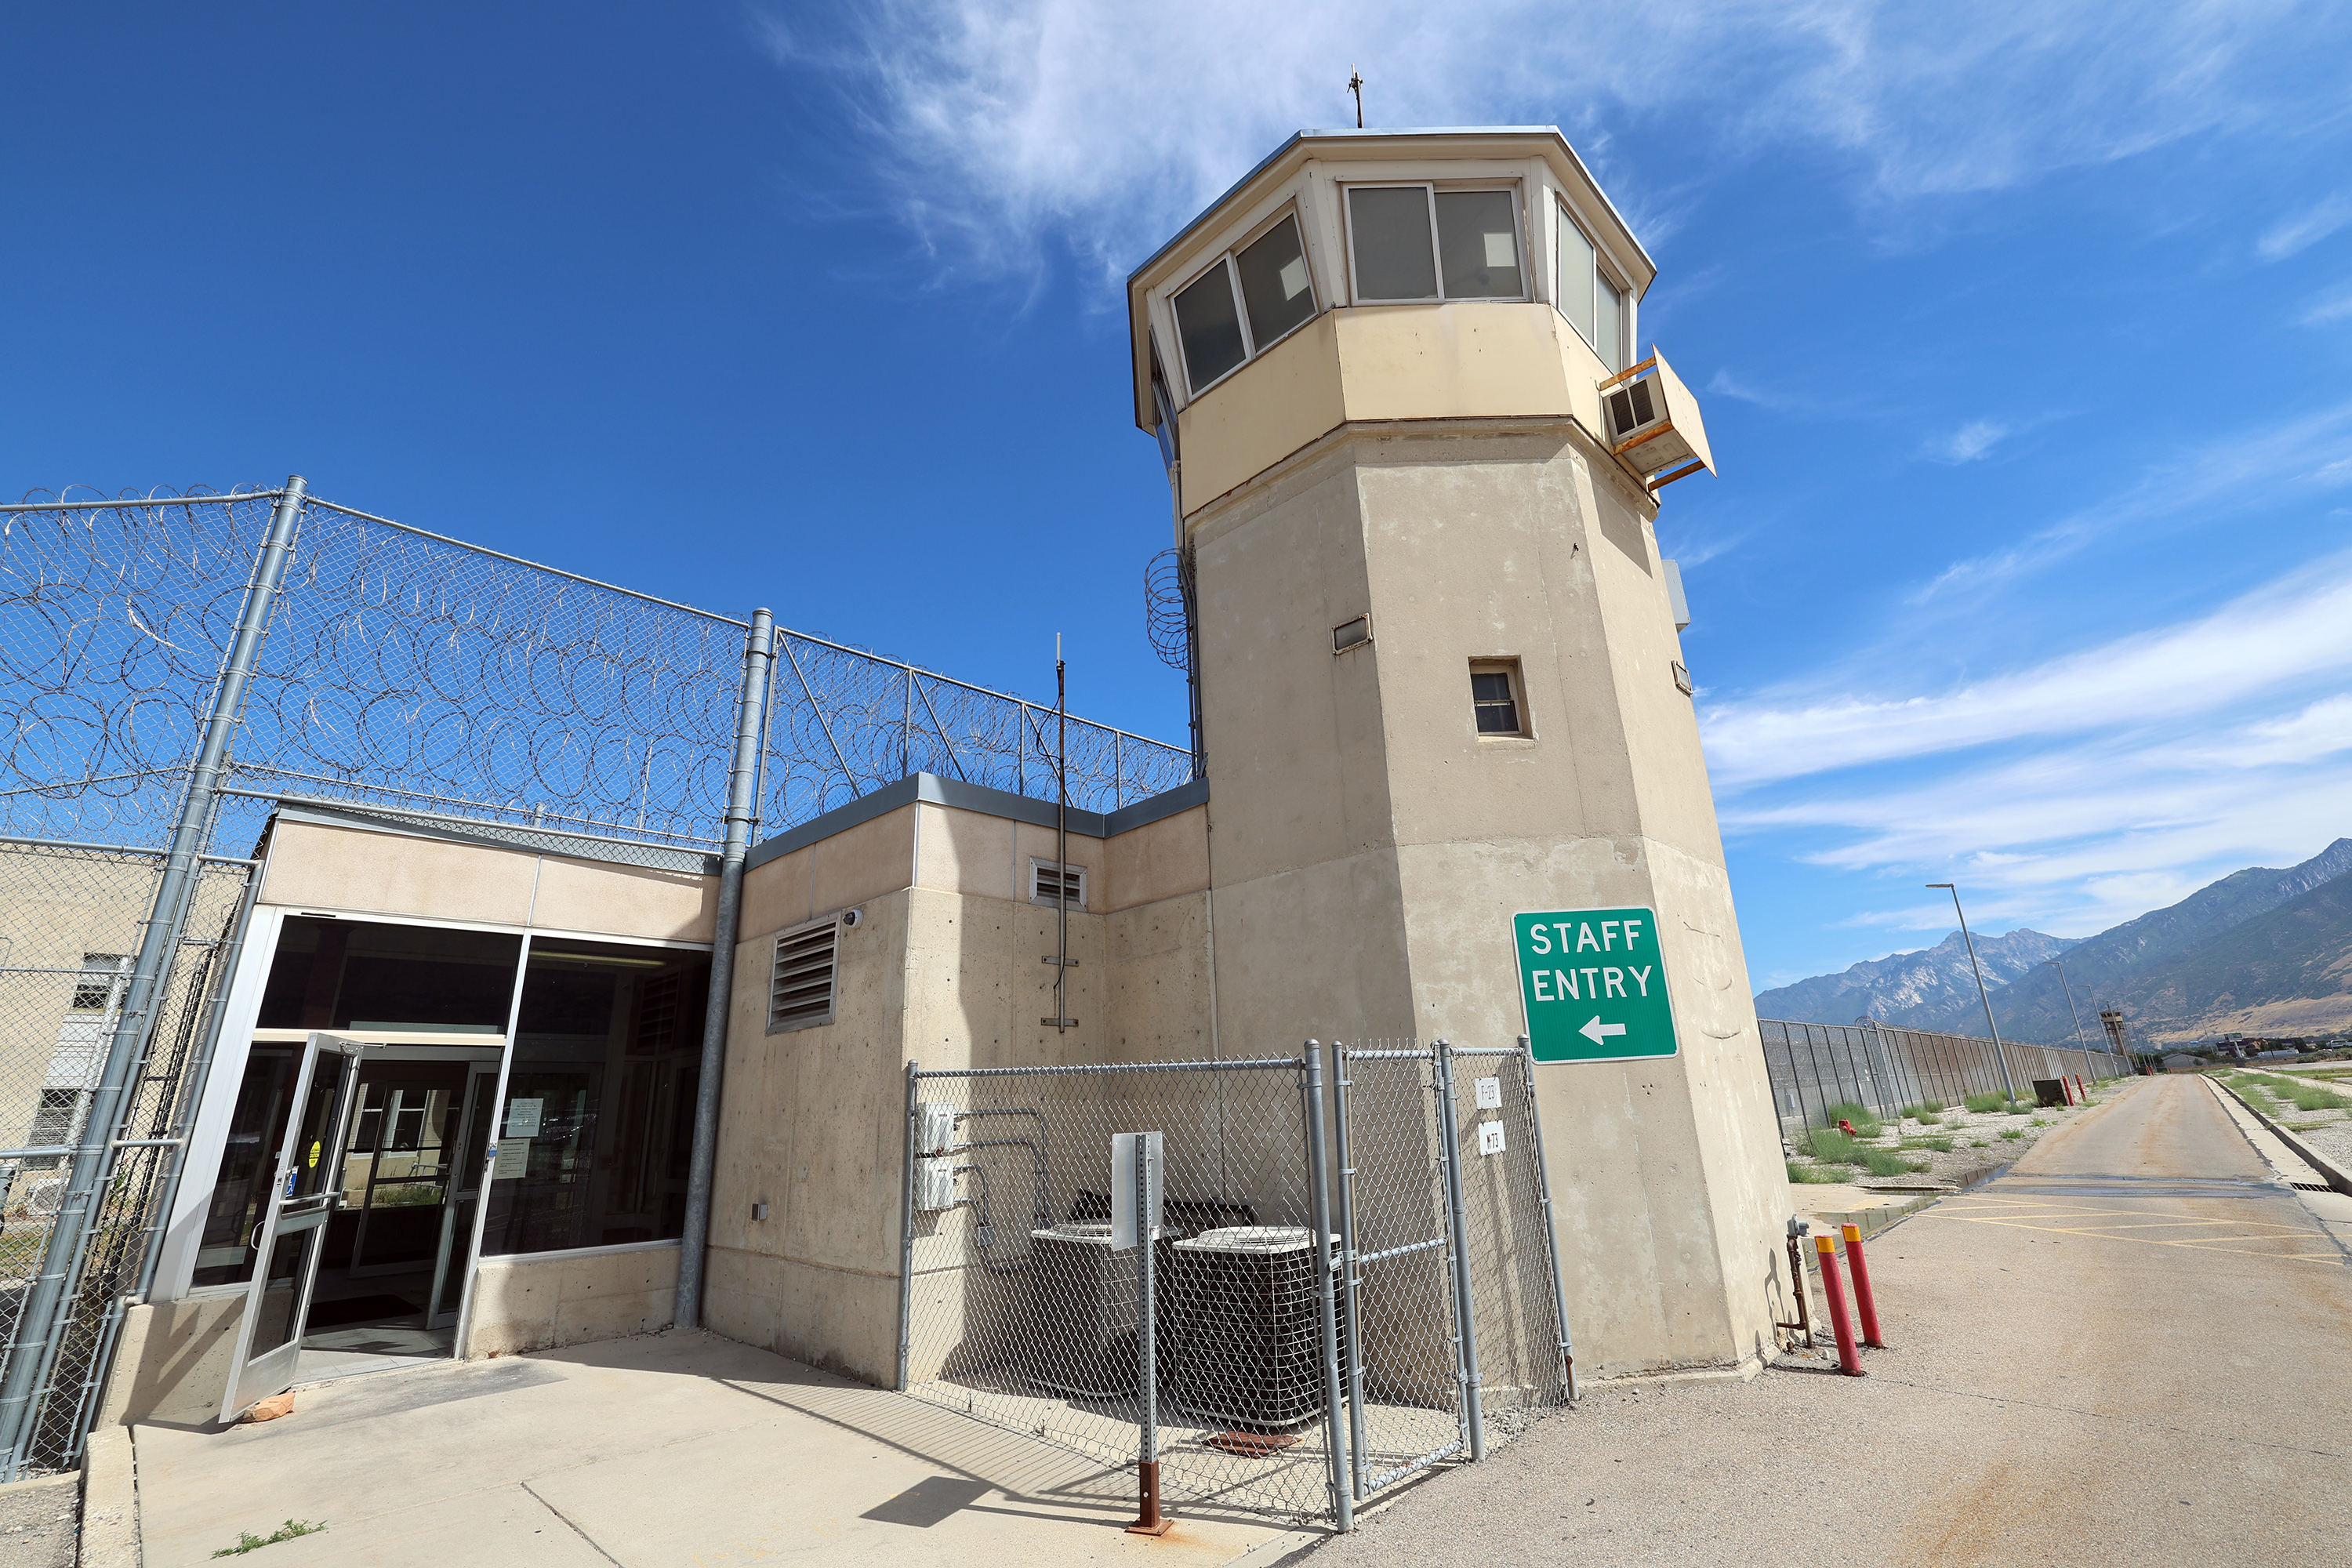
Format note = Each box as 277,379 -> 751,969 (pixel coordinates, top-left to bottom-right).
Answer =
492,1138 -> 530,1180
505,1098 -> 544,1137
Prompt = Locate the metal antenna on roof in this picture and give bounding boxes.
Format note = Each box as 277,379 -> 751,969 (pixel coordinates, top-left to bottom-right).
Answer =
1348,67 -> 1365,129
1042,633 -> 1078,1033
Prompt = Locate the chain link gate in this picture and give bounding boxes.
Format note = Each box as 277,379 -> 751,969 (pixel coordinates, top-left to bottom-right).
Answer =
896,1043 -> 1573,1529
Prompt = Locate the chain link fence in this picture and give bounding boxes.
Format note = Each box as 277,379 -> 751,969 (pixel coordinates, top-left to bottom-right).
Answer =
0,840 -> 254,1471
1758,1017 -> 2130,1138
897,1044 -> 1570,1528
0,481 -> 1195,1475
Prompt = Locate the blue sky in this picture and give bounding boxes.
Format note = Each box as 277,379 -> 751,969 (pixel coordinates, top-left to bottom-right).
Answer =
8,3 -> 2351,989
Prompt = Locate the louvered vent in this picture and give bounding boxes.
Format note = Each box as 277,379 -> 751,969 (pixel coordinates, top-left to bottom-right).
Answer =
1606,377 -> 1657,442
1031,861 -> 1087,910
768,919 -> 839,1032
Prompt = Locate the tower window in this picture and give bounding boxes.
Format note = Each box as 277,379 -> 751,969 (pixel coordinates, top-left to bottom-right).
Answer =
1169,212 -> 1320,397
1346,184 -> 1526,305
70,953 -> 126,1012
1470,660 -> 1528,737
1555,198 -> 1628,369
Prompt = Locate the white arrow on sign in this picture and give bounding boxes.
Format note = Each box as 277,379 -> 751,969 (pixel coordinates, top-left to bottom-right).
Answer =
1579,1016 -> 1628,1047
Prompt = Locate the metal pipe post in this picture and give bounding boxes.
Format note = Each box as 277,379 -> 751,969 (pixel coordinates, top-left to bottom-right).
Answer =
1930,883 -> 2017,1104
676,608 -> 775,1330
896,1062 -> 920,1392
1813,1235 -> 1866,1376
1127,1131 -> 1170,1536
1838,1223 -> 1887,1348
1517,1037 -> 1576,1401
1329,1047 -> 1369,1497
0,478 -> 307,1476
1432,1042 -> 1486,1461
1301,1045 -> 1353,1530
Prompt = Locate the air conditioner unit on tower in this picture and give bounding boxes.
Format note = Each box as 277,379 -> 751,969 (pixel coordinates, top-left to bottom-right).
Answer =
1599,349 -> 1715,492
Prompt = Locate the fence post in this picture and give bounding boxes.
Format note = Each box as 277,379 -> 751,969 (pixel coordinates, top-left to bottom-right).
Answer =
675,607 -> 775,1331
1328,1045 -> 1369,1500
0,477 -> 307,1477
1518,1036 -> 1576,1401
896,1061 -> 919,1392
1127,1132 -> 1171,1536
1433,1041 -> 1486,1461
1301,1044 -> 1353,1530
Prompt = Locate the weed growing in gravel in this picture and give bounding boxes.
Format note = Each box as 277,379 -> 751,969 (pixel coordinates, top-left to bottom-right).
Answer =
1900,1137 -> 1955,1153
1999,1127 -> 2024,1141
1971,1140 -> 1991,1148
1788,1163 -> 1843,1184
1963,1092 -> 2006,1113
1802,1128 -> 1860,1163
1856,1148 -> 1913,1178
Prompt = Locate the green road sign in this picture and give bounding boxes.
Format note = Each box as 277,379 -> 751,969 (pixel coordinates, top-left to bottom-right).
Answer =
1512,906 -> 1679,1064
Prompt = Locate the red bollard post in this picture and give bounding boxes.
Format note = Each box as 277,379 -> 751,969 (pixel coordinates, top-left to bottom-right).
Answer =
1813,1235 -> 1866,1376
1839,1222 -> 1887,1348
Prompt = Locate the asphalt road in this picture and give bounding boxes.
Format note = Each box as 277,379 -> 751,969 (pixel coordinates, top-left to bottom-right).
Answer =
1306,1074 -> 2352,1567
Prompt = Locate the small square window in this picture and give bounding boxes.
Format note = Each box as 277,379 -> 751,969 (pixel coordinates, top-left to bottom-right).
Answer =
70,953 -> 125,1012
1234,214 -> 1316,350
1469,660 -> 1528,737
1333,615 -> 1371,653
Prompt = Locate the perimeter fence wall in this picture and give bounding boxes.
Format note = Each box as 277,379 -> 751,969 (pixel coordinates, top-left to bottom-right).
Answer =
1757,1018 -> 2129,1137
0,482 -> 1192,1475
896,1042 -> 1570,1529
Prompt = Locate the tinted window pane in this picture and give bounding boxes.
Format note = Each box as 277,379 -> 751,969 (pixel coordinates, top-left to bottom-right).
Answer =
1348,186 -> 1437,300
258,916 -> 518,1033
481,939 -> 709,1256
1174,263 -> 1247,393
1556,203 -> 1596,345
1595,273 -> 1624,369
1236,216 -> 1316,348
191,1044 -> 300,1287
1436,191 -> 1523,299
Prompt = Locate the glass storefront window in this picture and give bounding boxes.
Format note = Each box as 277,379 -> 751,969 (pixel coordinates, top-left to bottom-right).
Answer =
258,916 -> 520,1033
480,939 -> 707,1256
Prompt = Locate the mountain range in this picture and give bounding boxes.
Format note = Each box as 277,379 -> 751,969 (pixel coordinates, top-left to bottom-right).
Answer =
1755,838 -> 2352,1046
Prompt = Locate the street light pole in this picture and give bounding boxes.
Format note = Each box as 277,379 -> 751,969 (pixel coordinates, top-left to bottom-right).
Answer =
1929,883 -> 2018,1104
2045,958 -> 2095,1082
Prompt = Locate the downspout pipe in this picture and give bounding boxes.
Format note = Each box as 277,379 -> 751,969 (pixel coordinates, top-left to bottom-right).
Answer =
0,478 -> 307,1477
676,608 -> 774,1330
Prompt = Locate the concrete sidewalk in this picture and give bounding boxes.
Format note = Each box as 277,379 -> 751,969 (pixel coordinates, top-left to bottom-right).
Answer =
132,1332 -> 1313,1567
1306,1075 -> 2352,1566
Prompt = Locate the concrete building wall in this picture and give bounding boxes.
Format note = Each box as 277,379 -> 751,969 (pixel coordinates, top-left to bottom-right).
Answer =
702,791 -> 1214,1385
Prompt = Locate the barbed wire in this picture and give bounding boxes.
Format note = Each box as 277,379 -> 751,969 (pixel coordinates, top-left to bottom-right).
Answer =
0,488 -> 1195,856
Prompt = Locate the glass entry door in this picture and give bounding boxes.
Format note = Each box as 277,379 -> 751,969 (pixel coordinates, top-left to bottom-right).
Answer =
218,1034 -> 367,1421
426,1062 -> 499,1330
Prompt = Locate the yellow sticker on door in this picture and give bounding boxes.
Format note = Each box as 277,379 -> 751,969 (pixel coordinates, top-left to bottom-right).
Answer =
307,1141 -> 321,1169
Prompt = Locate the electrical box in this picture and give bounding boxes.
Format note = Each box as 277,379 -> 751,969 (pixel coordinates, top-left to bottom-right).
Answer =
915,1102 -> 956,1154
1600,350 -> 1715,491
914,1155 -> 959,1210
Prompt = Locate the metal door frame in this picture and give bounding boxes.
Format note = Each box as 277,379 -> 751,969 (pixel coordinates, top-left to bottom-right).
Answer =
426,1061 -> 502,1330
216,1033 -> 369,1421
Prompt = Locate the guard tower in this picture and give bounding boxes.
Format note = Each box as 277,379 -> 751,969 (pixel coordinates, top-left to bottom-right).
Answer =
1127,128 -> 1788,1381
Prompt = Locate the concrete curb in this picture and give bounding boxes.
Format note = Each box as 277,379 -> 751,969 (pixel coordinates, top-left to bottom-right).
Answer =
78,1426 -> 139,1568
2209,1076 -> 2352,1198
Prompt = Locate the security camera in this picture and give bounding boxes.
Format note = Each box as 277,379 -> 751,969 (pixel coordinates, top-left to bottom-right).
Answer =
840,908 -> 862,928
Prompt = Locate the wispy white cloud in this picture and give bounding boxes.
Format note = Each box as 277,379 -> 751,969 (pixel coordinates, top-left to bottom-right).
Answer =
1702,545 -> 2352,789
766,1 -> 2341,280
1921,418 -> 2011,463
2304,282 -> 2352,325
2259,191 -> 2352,261
1903,401 -> 2352,604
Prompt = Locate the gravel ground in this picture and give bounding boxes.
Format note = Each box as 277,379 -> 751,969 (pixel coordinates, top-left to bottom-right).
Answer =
1783,1078 -> 2125,1189
2227,1068 -> 2352,1175
0,1474 -> 78,1568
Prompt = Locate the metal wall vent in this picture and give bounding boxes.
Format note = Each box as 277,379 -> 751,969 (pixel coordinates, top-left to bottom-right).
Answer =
768,918 -> 840,1033
1031,860 -> 1087,910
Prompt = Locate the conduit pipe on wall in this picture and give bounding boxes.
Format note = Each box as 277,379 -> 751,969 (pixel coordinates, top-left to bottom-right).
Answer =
676,608 -> 775,1330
